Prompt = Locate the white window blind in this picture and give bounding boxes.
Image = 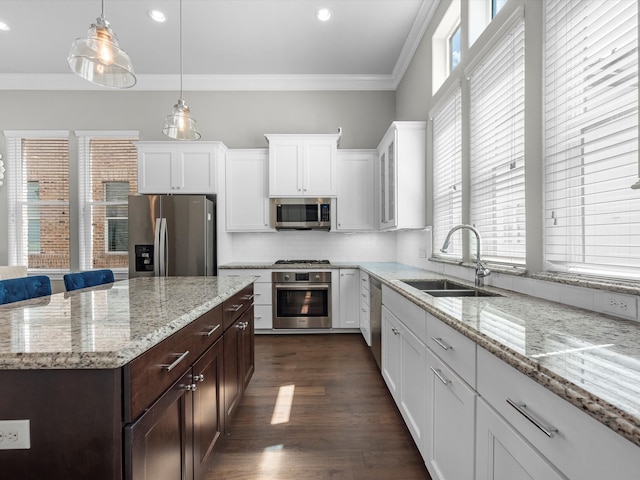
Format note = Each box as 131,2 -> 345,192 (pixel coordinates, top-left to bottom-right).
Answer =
4,132 -> 70,271
544,0 -> 639,279
432,87 -> 463,258
77,132 -> 138,271
469,17 -> 526,265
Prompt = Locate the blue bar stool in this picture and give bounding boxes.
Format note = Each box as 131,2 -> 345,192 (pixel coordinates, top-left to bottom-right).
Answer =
0,276 -> 52,305
63,269 -> 115,292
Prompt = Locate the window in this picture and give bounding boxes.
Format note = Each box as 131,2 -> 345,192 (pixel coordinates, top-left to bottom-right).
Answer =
4,131 -> 70,272
432,87 -> 463,258
469,17 -> 526,265
492,0 -> 508,18
77,132 -> 138,271
544,0 -> 639,279
449,25 -> 462,72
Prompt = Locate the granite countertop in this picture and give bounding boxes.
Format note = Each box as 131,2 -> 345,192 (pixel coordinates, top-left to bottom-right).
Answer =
221,261 -> 640,447
0,276 -> 255,370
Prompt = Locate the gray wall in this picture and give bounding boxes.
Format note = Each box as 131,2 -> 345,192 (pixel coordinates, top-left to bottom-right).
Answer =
0,89 -> 396,265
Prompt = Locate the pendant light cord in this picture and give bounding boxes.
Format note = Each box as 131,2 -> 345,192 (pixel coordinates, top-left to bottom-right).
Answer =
101,0 -> 105,19
179,0 -> 183,99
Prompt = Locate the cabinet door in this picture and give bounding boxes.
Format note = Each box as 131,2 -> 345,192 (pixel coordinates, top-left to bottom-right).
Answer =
399,325 -> 427,458
223,317 -> 243,423
178,149 -> 217,194
269,140 -> 303,196
381,306 -> 402,401
339,269 -> 360,328
476,398 -> 566,480
138,149 -> 175,194
193,339 -> 224,480
426,349 -> 476,480
336,150 -> 375,231
386,140 -> 396,226
226,150 -> 271,231
303,138 -> 337,196
240,307 -> 255,391
125,370 -> 194,480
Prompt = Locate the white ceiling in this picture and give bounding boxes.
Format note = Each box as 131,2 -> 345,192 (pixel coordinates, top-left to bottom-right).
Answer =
0,0 -> 438,91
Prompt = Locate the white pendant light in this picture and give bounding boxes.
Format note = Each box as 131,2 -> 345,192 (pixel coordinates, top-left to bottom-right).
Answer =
67,0 -> 136,88
162,0 -> 201,140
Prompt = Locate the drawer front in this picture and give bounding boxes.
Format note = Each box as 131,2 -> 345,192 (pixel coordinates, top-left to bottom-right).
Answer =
477,347 -> 640,480
426,313 -> 476,388
382,285 -> 426,342
219,268 -> 272,283
360,272 -> 370,293
253,282 -> 272,305
223,285 -> 253,330
254,304 -> 273,329
125,311 -> 215,422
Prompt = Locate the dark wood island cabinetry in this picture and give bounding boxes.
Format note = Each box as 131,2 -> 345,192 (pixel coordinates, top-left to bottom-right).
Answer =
0,276 -> 255,480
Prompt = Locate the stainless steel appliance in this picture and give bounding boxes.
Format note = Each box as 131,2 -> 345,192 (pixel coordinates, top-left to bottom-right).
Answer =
370,276 -> 382,369
271,198 -> 331,230
272,271 -> 331,328
128,194 -> 216,277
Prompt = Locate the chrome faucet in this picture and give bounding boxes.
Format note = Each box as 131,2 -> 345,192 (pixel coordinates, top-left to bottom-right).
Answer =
440,224 -> 491,287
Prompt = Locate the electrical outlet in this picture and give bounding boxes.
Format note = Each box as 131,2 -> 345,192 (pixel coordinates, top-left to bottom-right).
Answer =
594,292 -> 637,321
0,420 -> 30,450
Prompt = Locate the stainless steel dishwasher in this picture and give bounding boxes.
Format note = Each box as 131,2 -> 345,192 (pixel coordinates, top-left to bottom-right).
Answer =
370,276 -> 382,370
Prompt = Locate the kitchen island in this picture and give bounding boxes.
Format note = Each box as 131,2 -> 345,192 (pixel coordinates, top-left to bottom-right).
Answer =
0,275 -> 256,480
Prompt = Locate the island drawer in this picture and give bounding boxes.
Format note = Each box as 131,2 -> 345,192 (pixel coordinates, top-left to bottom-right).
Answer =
124,305 -> 223,422
223,284 -> 254,330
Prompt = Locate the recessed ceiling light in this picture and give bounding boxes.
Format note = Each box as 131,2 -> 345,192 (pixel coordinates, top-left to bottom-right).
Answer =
148,9 -> 166,23
0,20 -> 10,31
316,8 -> 332,22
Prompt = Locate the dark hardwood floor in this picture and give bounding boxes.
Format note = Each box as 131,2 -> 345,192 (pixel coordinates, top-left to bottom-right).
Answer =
206,333 -> 432,480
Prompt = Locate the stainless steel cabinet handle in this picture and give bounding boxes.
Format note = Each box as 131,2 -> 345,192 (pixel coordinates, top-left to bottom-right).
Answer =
506,398 -> 558,438
204,324 -> 221,337
430,367 -> 451,385
391,327 -> 400,335
431,336 -> 452,351
193,374 -> 205,383
236,321 -> 249,330
164,351 -> 190,372
226,303 -> 244,312
184,383 -> 197,391
242,294 -> 255,301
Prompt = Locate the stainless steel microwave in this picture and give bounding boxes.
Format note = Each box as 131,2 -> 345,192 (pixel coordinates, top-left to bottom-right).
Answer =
271,198 -> 331,230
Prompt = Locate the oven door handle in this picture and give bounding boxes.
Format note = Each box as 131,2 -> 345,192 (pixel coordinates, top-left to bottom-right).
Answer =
274,284 -> 331,291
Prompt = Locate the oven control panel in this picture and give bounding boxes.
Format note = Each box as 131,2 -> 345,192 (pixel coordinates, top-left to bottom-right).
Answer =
273,271 -> 331,283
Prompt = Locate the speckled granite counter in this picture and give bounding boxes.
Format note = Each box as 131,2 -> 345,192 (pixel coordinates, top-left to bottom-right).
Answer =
221,261 -> 640,447
0,276 -> 255,370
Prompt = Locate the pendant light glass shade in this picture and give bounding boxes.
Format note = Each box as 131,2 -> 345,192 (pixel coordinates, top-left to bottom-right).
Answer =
163,0 -> 200,140
68,14 -> 136,88
162,98 -> 201,140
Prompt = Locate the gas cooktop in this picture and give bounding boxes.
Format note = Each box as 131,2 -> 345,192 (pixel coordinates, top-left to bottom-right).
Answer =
274,259 -> 331,265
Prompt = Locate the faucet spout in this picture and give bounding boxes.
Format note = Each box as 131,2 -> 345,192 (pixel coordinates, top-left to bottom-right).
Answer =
440,224 -> 491,287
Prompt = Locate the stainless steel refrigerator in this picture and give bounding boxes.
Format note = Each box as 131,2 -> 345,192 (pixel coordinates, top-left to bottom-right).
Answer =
128,194 -> 216,277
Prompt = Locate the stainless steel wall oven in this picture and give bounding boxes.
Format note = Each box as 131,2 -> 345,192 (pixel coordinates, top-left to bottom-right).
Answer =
272,271 -> 331,329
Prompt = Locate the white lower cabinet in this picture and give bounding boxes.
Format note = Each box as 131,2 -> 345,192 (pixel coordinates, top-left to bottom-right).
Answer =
359,272 -> 371,346
381,305 -> 402,400
338,269 -> 360,329
426,348 -> 476,480
476,398 -> 566,480
219,269 -> 273,330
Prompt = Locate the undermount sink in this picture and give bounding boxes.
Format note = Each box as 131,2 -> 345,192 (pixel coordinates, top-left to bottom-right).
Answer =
399,279 -> 501,298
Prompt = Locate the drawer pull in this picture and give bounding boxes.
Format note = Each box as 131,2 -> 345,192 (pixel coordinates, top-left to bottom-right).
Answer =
226,303 -> 244,312
431,336 -> 452,351
430,367 -> 451,385
242,294 -> 255,301
164,351 -> 190,372
236,321 -> 249,330
193,374 -> 205,383
506,399 -> 558,438
204,324 -> 221,337
184,383 -> 198,392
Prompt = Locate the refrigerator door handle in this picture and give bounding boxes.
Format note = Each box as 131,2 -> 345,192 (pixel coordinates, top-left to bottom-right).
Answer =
159,218 -> 168,277
153,218 -> 162,277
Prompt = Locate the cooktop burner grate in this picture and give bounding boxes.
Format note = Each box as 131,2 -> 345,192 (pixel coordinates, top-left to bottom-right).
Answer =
274,259 -> 331,265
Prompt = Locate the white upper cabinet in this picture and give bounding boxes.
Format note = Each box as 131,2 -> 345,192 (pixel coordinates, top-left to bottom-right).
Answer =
266,134 -> 340,197
336,150 -> 376,231
137,142 -> 220,194
377,121 -> 426,230
225,149 -> 272,232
